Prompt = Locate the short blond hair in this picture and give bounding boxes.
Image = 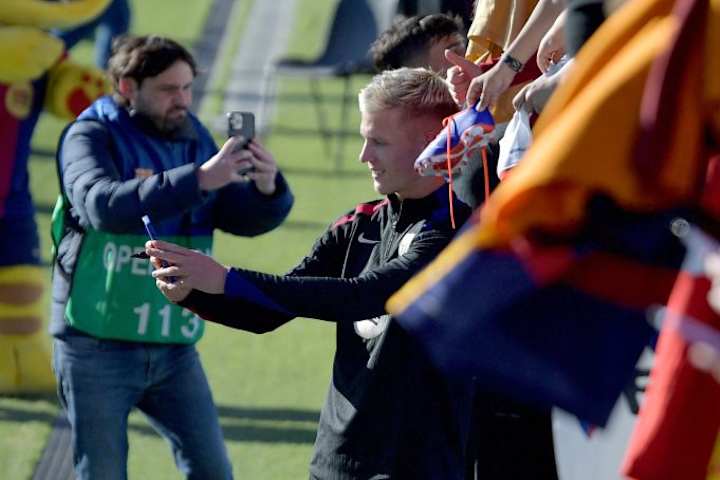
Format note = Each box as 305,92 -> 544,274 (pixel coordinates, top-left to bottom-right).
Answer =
358,67 -> 458,119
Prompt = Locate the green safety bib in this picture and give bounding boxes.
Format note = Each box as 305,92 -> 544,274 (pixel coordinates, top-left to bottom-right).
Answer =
64,228 -> 211,344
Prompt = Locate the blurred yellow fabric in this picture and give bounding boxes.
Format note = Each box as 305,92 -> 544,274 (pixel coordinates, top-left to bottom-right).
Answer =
0,28 -> 64,83
466,0 -> 540,61
0,0 -> 110,30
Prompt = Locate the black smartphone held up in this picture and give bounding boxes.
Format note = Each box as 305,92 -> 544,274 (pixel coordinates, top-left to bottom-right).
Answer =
227,111 -> 255,174
227,111 -> 255,147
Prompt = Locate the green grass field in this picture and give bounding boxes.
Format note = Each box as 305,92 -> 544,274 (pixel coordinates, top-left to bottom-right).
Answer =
0,0 -> 381,477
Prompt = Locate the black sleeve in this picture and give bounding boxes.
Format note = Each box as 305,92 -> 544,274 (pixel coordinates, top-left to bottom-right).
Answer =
285,218 -> 351,277
180,229 -> 453,329
211,173 -> 294,237
178,218 -> 354,333
60,120 -> 206,232
179,289 -> 294,334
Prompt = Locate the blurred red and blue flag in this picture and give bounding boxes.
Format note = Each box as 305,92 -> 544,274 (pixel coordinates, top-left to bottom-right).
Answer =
391,202 -> 683,426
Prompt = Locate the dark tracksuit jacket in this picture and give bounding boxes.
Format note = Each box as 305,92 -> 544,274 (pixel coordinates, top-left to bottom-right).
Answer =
181,186 -> 474,479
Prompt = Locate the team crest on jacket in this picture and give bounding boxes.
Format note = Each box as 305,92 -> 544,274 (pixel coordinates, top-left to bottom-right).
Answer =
354,314 -> 390,339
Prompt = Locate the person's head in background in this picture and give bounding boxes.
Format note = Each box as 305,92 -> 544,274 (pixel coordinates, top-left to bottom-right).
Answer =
358,67 -> 458,199
371,14 -> 466,76
108,35 -> 196,133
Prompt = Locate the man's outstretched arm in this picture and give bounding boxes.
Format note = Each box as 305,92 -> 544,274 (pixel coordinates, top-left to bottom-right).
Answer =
148,229 -> 453,328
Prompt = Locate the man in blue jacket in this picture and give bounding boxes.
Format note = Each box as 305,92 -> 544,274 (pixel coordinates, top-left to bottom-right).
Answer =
51,35 -> 293,479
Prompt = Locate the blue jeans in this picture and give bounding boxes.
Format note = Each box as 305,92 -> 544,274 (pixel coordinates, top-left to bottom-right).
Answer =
53,335 -> 233,480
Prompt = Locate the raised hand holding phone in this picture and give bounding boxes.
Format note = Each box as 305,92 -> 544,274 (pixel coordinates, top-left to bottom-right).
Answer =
196,136 -> 254,191
243,140 -> 279,195
196,111 -> 278,195
227,111 -> 255,174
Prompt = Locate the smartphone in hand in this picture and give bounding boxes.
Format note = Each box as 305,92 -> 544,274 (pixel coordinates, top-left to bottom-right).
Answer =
227,111 -> 255,174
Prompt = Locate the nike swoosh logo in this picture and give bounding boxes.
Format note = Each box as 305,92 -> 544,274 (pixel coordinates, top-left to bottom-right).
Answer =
357,232 -> 380,245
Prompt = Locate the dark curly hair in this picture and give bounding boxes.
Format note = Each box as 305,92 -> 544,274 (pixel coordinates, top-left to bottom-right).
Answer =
370,14 -> 464,72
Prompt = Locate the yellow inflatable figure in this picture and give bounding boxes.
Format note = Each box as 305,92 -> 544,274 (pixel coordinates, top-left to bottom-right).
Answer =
0,0 -> 110,393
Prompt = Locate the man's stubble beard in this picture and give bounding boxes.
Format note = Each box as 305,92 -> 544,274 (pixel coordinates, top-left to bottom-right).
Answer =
158,108 -> 188,133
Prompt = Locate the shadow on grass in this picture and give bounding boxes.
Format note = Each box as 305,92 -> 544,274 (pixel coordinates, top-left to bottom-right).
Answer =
127,423 -> 318,444
129,404 -> 320,444
0,392 -> 57,402
216,405 -> 319,423
0,401 -> 320,444
223,424 -> 317,444
0,403 -> 58,424
218,405 -> 319,444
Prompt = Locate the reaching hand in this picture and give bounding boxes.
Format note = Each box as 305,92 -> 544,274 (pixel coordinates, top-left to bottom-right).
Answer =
197,137 -> 255,191
467,61 -> 517,111
146,240 -> 228,300
536,13 -> 567,73
444,49 -> 483,107
445,49 -> 517,110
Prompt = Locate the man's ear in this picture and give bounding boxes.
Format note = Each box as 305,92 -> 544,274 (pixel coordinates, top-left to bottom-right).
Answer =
117,77 -> 137,102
